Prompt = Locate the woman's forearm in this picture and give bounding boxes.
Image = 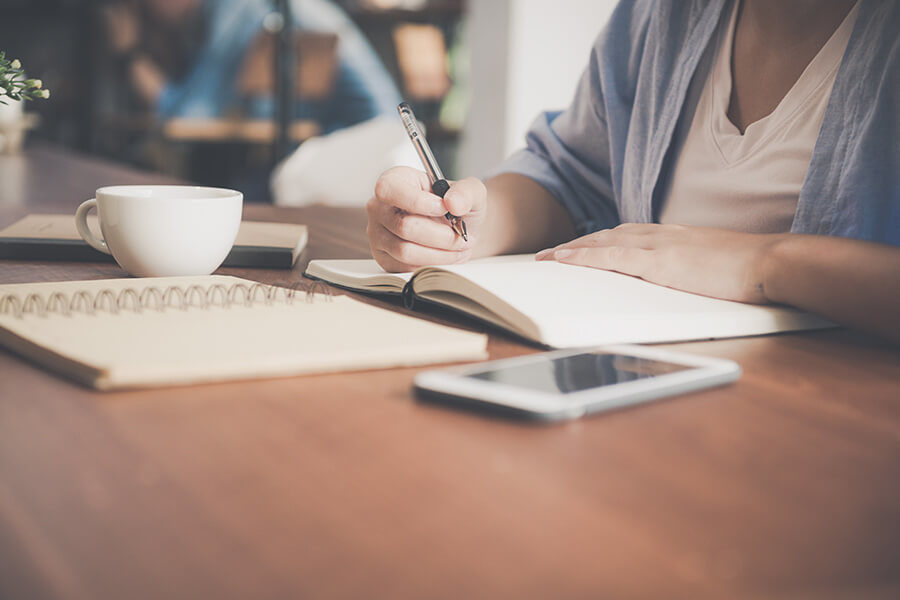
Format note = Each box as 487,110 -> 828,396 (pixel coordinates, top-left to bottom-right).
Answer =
762,235 -> 900,342
476,173 -> 576,258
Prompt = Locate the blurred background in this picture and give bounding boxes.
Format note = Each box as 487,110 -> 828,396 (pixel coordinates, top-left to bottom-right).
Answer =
0,0 -> 615,205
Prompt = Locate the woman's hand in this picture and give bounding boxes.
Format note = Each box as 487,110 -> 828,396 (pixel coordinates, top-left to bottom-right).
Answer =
367,166 -> 487,272
535,223 -> 786,303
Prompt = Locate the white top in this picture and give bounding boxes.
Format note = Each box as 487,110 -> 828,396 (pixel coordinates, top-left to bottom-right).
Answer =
658,1 -> 859,233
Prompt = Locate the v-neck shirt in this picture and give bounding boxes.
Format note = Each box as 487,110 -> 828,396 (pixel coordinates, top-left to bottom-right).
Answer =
494,1 -> 898,243
658,1 -> 859,233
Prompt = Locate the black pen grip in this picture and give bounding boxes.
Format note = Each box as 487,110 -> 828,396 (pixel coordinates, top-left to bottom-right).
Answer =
431,179 -> 450,198
431,178 -> 467,240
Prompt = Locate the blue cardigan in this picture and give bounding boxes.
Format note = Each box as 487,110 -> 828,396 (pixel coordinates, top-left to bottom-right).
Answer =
497,0 -> 899,244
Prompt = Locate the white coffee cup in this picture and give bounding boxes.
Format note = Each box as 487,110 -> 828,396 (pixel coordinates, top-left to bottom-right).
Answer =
75,185 -> 242,277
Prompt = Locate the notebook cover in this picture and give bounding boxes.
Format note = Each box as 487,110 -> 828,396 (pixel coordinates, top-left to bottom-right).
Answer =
0,275 -> 489,390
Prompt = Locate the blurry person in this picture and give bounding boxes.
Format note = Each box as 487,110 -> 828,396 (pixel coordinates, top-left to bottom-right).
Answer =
103,0 -> 400,133
366,0 -> 900,343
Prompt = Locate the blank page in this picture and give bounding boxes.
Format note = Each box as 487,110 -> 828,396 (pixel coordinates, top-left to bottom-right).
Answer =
435,257 -> 833,347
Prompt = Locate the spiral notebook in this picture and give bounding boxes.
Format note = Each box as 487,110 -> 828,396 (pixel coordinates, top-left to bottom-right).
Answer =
0,276 -> 488,390
305,255 -> 835,347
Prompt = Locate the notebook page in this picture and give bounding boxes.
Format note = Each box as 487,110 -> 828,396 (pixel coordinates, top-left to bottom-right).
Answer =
434,256 -> 833,347
0,276 -> 487,389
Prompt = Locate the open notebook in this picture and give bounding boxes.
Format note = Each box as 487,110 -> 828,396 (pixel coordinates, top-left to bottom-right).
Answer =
0,276 -> 487,390
305,255 -> 834,348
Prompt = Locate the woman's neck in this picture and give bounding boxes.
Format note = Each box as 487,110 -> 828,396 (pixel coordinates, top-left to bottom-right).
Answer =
738,0 -> 857,44
727,0 -> 857,133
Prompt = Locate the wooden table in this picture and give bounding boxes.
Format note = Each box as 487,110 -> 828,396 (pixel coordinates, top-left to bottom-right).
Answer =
1,145 -> 898,600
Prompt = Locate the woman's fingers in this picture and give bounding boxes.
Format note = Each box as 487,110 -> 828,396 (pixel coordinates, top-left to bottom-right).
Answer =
368,167 -> 484,272
536,223 -> 686,258
371,201 -> 467,251
534,223 -> 662,278
442,177 -> 487,217
552,246 -> 655,278
373,167 -> 448,217
371,249 -> 417,274
369,224 -> 469,272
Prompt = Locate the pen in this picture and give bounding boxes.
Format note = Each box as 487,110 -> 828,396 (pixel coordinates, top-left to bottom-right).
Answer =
397,102 -> 468,242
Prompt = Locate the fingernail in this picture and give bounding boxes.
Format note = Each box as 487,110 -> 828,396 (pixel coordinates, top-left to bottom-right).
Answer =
553,249 -> 574,259
535,248 -> 553,260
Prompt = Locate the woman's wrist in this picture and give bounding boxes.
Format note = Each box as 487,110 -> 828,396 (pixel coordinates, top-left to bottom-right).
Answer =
480,173 -> 576,258
750,233 -> 900,343
756,233 -> 794,305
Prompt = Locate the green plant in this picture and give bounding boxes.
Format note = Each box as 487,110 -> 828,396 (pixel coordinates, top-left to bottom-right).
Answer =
0,51 -> 50,104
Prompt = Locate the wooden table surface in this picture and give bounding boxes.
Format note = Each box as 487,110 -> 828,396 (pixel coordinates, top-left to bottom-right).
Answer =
1,145 -> 898,600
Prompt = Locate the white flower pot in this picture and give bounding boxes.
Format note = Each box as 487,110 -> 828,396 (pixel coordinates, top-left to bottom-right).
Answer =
0,97 -> 28,154
0,94 -> 24,125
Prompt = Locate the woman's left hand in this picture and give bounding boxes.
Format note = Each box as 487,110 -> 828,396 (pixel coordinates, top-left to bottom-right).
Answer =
535,224 -> 787,304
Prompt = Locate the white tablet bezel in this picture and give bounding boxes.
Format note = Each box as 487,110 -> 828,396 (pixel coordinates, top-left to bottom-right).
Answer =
413,345 -> 741,420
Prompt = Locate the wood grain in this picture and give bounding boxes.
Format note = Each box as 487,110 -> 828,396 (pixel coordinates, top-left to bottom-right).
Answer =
0,144 -> 898,600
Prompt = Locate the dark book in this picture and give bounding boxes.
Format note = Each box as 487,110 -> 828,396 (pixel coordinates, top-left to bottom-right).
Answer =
0,215 -> 307,269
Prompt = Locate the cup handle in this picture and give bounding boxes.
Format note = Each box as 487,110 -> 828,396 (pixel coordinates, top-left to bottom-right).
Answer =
74,199 -> 110,255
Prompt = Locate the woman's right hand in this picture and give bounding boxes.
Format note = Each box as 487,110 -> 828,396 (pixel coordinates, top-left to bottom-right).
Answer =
366,166 -> 487,272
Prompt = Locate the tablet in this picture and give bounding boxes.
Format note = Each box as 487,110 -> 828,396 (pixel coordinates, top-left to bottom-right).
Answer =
414,345 -> 741,421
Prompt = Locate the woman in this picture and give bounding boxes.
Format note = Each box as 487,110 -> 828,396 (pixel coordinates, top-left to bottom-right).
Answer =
366,0 -> 900,342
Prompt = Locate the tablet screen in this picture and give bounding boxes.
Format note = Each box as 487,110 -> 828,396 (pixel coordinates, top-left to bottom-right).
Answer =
465,351 -> 691,395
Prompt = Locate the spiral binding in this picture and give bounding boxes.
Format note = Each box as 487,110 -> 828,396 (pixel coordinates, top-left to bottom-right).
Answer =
0,279 -> 333,320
